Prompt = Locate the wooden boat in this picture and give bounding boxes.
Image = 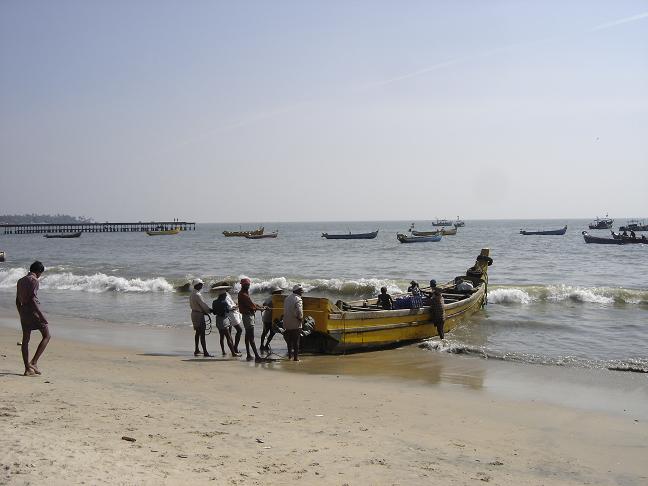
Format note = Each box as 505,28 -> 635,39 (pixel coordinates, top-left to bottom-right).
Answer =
589,215 -> 613,230
520,225 -> 567,236
0,251 -> 5,262
454,217 -> 465,227
582,231 -> 624,245
440,227 -> 457,236
411,229 -> 440,236
44,231 -> 82,238
619,220 -> 648,232
397,233 -> 442,243
223,227 -> 264,237
611,232 -> 648,244
245,231 -> 278,239
271,249 -> 493,353
321,230 -> 378,240
432,218 -> 453,226
146,228 -> 180,236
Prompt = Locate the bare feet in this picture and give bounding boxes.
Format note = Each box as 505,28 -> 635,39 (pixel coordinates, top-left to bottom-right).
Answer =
255,357 -> 265,363
293,358 -> 300,362
203,353 -> 213,358
246,355 -> 254,361
24,368 -> 36,376
194,351 -> 200,356
232,352 -> 242,357
29,363 -> 41,375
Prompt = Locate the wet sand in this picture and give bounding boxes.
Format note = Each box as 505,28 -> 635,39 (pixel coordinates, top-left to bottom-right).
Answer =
1,309 -> 648,485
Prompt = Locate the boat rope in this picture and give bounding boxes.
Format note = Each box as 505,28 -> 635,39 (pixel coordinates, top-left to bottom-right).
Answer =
205,313 -> 213,335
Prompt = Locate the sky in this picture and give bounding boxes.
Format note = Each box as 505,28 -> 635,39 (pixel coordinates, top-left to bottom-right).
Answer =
1,0 -> 647,223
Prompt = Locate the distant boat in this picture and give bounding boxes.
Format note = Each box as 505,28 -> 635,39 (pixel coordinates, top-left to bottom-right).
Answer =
245,231 -> 278,239
619,220 -> 648,232
0,251 -> 5,262
439,226 -> 457,236
411,229 -> 440,236
321,230 -> 379,240
223,227 -> 264,237
146,228 -> 180,236
589,215 -> 613,230
520,225 -> 567,236
582,231 -> 624,245
409,226 -> 455,236
397,233 -> 442,243
432,218 -> 453,227
44,231 -> 82,239
454,216 -> 465,227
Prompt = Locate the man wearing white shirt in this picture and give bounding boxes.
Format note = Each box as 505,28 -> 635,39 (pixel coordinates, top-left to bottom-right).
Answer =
283,284 -> 304,361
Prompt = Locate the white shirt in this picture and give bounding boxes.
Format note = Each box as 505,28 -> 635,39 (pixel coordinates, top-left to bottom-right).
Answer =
283,293 -> 304,330
190,289 -> 211,314
225,293 -> 242,326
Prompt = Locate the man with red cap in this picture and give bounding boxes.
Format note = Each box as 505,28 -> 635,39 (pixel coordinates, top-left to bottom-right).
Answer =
237,278 -> 266,362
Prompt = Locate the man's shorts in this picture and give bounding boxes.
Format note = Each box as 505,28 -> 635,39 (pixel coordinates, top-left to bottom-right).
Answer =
215,316 -> 231,332
242,314 -> 255,330
19,309 -> 47,332
191,311 -> 206,331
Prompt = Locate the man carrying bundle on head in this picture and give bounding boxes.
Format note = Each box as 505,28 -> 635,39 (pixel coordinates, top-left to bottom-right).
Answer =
237,278 -> 266,362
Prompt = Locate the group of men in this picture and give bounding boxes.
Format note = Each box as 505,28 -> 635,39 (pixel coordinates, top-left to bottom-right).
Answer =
190,278 -> 305,362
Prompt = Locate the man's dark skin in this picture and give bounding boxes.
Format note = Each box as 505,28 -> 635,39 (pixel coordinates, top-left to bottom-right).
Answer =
17,267 -> 51,376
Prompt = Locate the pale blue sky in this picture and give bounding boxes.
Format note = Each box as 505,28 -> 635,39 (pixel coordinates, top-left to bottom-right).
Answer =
1,1 -> 647,222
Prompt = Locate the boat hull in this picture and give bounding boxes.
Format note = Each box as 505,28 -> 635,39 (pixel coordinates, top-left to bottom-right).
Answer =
520,226 -> 567,236
146,229 -> 180,236
44,231 -> 82,238
322,230 -> 378,239
223,227 -> 264,237
245,232 -> 278,239
272,249 -> 491,353
582,231 -> 624,244
397,233 -> 442,243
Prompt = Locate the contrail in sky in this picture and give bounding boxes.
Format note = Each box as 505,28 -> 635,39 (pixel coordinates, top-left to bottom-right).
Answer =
164,10 -> 648,152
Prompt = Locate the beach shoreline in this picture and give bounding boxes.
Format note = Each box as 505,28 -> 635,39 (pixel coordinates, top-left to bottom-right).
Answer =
2,311 -> 648,484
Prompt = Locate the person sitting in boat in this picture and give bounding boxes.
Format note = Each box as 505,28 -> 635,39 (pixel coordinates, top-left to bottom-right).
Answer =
376,287 -> 393,310
622,230 -> 629,237
630,230 -> 636,239
408,281 -> 423,308
454,277 -> 474,293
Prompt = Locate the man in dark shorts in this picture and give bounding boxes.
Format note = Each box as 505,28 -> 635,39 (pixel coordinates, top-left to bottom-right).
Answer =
260,286 -> 283,352
429,281 -> 446,340
16,261 -> 51,376
237,278 -> 266,362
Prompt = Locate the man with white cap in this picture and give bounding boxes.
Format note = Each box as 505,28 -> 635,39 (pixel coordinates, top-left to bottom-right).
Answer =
237,278 -> 266,362
189,279 -> 213,357
283,284 -> 304,361
211,286 -> 241,357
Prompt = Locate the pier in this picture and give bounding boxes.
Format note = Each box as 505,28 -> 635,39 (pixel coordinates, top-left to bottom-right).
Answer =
1,221 -> 196,235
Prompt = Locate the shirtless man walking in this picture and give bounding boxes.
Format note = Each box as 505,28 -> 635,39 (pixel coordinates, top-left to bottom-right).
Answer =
16,261 -> 51,376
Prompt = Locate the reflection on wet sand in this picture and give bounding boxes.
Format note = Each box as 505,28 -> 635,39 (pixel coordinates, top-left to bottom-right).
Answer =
274,342 -> 485,389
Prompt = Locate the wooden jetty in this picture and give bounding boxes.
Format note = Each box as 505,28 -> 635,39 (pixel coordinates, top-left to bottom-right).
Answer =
1,221 -> 196,235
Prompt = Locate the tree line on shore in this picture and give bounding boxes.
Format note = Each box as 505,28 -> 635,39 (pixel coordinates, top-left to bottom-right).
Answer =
0,214 -> 94,225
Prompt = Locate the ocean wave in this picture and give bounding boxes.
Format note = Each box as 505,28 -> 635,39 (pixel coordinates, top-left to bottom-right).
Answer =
0,267 -> 174,293
420,339 -> 648,372
489,285 -> 647,306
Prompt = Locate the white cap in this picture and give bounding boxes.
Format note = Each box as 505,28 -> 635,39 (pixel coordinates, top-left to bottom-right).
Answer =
292,284 -> 304,293
193,278 -> 204,287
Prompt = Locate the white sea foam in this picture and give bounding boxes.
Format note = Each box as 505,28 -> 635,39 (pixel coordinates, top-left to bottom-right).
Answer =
546,285 -> 614,304
488,288 -> 533,304
0,267 -> 28,288
39,272 -> 175,293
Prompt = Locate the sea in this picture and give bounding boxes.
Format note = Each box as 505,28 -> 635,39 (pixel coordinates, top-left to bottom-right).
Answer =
1,219 -> 647,373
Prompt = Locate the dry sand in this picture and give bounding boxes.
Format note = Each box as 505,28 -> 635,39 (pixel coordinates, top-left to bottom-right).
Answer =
1,324 -> 647,485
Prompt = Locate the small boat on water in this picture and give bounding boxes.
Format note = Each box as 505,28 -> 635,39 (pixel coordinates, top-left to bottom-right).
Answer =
582,231 -> 624,245
223,227 -> 264,237
411,229 -> 440,237
397,233 -> 442,243
432,218 -> 453,227
245,231 -> 278,239
619,220 -> 648,232
44,231 -> 82,239
454,217 -> 465,227
271,248 -> 493,353
589,215 -> 614,230
409,226 -> 455,236
146,228 -> 180,236
439,226 -> 457,236
611,231 -> 648,244
321,230 -> 379,240
520,225 -> 567,236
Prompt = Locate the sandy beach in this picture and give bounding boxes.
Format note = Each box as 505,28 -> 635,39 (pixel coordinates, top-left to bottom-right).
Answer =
1,310 -> 647,486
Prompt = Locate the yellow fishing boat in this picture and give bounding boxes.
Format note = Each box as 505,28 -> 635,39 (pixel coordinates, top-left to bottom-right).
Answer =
272,248 -> 492,353
146,227 -> 181,236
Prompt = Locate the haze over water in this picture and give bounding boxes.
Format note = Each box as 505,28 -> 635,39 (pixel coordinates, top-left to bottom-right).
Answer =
1,219 -> 646,372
